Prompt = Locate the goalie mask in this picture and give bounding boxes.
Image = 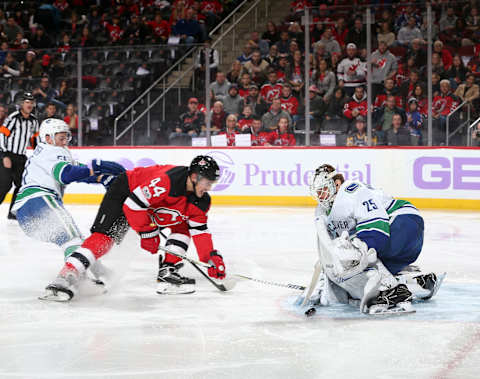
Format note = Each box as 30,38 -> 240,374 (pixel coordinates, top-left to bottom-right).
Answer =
39,118 -> 72,146
309,164 -> 337,211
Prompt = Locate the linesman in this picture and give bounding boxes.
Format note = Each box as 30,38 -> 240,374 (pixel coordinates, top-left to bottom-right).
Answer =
0,92 -> 39,220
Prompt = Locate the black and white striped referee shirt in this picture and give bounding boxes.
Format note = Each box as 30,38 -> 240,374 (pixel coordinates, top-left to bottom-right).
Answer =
0,111 -> 39,156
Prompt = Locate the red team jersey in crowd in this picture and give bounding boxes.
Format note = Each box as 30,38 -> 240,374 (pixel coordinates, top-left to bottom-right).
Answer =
374,94 -> 403,109
251,131 -> 271,146
148,20 -> 171,39
432,94 -> 459,116
201,0 -> 223,14
280,95 -> 299,115
103,22 -> 124,41
343,97 -> 368,119
219,130 -> 239,146
260,82 -> 283,103
268,130 -> 296,146
123,165 -> 214,262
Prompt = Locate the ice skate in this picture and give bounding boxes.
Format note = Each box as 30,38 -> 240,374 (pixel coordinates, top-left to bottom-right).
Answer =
367,284 -> 415,315
156,261 -> 196,295
412,272 -> 446,300
39,270 -> 79,302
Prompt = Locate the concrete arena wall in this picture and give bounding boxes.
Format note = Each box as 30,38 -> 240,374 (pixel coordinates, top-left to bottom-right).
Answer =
7,146 -> 480,210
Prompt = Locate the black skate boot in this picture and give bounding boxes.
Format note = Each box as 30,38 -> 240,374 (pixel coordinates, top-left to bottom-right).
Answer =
367,284 -> 414,314
156,260 -> 196,295
413,272 -> 445,300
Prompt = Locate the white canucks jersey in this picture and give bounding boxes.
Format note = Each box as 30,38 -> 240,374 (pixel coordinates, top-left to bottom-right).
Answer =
317,180 -> 420,241
12,143 -> 74,211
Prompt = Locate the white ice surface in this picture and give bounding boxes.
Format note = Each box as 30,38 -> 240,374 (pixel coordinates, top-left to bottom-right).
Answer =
0,204 -> 479,379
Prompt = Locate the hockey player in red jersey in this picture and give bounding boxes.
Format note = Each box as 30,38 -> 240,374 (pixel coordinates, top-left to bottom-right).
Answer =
42,156 -> 226,301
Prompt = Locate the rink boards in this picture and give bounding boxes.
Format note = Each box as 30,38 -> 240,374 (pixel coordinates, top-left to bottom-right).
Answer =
7,146 -> 480,209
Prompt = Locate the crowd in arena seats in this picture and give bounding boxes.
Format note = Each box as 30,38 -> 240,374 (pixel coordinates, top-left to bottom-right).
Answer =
170,0 -> 480,146
0,0 -> 240,145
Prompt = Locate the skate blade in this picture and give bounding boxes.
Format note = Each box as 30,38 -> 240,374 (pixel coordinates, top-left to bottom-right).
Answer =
156,283 -> 195,295
38,289 -> 73,302
424,272 -> 446,300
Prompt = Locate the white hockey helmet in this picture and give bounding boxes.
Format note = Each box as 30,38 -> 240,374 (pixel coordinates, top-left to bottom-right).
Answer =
309,164 -> 338,211
39,118 -> 72,145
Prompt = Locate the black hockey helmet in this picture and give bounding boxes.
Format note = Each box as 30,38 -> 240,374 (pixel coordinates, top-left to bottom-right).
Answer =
21,92 -> 35,102
188,155 -> 220,181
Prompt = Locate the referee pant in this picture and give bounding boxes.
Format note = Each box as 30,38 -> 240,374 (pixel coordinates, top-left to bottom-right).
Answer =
0,152 -> 27,214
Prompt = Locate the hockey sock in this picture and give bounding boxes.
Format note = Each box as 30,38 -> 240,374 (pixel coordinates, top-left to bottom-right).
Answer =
64,233 -> 114,275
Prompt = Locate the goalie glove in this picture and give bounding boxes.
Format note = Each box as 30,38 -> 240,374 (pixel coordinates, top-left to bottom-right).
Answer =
139,229 -> 160,254
207,250 -> 226,279
91,159 -> 125,176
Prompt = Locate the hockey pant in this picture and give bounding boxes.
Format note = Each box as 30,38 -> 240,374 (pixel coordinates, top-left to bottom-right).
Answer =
0,152 -> 27,214
378,214 -> 424,275
15,195 -> 83,257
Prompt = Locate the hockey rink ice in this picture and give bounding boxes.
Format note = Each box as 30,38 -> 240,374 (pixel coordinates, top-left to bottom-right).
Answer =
0,204 -> 479,379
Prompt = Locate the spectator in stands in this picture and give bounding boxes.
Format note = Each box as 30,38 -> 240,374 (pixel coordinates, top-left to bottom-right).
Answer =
411,84 -> 428,116
242,49 -> 270,85
471,124 -> 480,146
275,54 -> 289,83
371,41 -> 398,99
57,79 -> 74,106
432,71 -> 441,97
439,6 -> 457,32
433,41 -> 452,70
346,17 -> 366,50
200,0 -> 223,31
237,43 -> 253,64
148,12 -> 170,43
406,98 -> 424,146
280,84 -> 299,120
313,42 -> 330,63
20,50 -> 41,78
238,105 -> 255,132
430,52 -> 446,78
194,37 -> 219,91
262,21 -> 279,46
400,69 -> 421,103
262,97 -> 292,130
446,55 -> 468,89
223,84 -> 244,116
220,114 -> 240,146
170,97 -> 205,141
40,102 -> 59,124
248,118 -> 271,146
33,76 -> 63,111
172,8 -> 202,44
377,21 -> 396,48
337,43 -> 366,96
316,28 -> 341,57
466,6 -> 480,32
288,22 -> 304,48
312,58 -> 336,102
455,73 -> 480,104
170,0 -> 187,26
250,30 -> 270,57
238,73 -> 251,99
397,16 -> 423,47
286,49 -> 305,97
268,116 -> 295,146
346,116 -> 376,146
420,14 -> 439,41
385,113 -> 410,146
30,26 -> 52,49
265,44 -> 278,66
373,95 -> 406,137
1,52 -> 19,78
406,38 -> 426,69
0,104 -> 6,127
4,16 -> 22,42
275,31 -> 291,55
375,78 -> 403,109
302,85 -> 326,131
226,60 -> 243,85
432,79 -> 460,145
343,85 -> 368,121
210,71 -> 230,102
124,14 -> 147,45
209,100 -> 227,134
102,15 -> 124,45
246,84 -> 268,117
260,69 -> 282,104
64,103 -> 78,144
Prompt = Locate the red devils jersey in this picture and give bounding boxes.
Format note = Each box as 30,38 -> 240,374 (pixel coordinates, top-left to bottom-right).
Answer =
123,165 -> 214,262
260,82 -> 283,103
374,94 -> 403,109
343,97 -> 368,119
238,117 -> 254,131
238,86 -> 250,99
148,20 -> 171,38
103,22 -> 124,41
268,131 -> 296,146
251,131 -> 271,146
280,95 -> 299,115
201,0 -> 223,14
432,94 -> 459,116
219,130 -> 239,146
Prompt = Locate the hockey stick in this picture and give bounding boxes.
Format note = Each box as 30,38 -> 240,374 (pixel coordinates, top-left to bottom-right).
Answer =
232,274 -> 306,291
157,245 -> 235,292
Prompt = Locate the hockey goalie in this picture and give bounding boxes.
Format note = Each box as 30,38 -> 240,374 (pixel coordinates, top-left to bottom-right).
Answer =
299,164 -> 445,315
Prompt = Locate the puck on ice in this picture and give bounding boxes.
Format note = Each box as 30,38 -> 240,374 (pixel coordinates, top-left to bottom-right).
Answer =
305,307 -> 316,317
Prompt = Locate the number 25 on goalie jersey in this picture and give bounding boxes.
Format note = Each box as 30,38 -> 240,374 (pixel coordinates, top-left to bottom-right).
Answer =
325,180 -> 390,255
123,164 -> 214,261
